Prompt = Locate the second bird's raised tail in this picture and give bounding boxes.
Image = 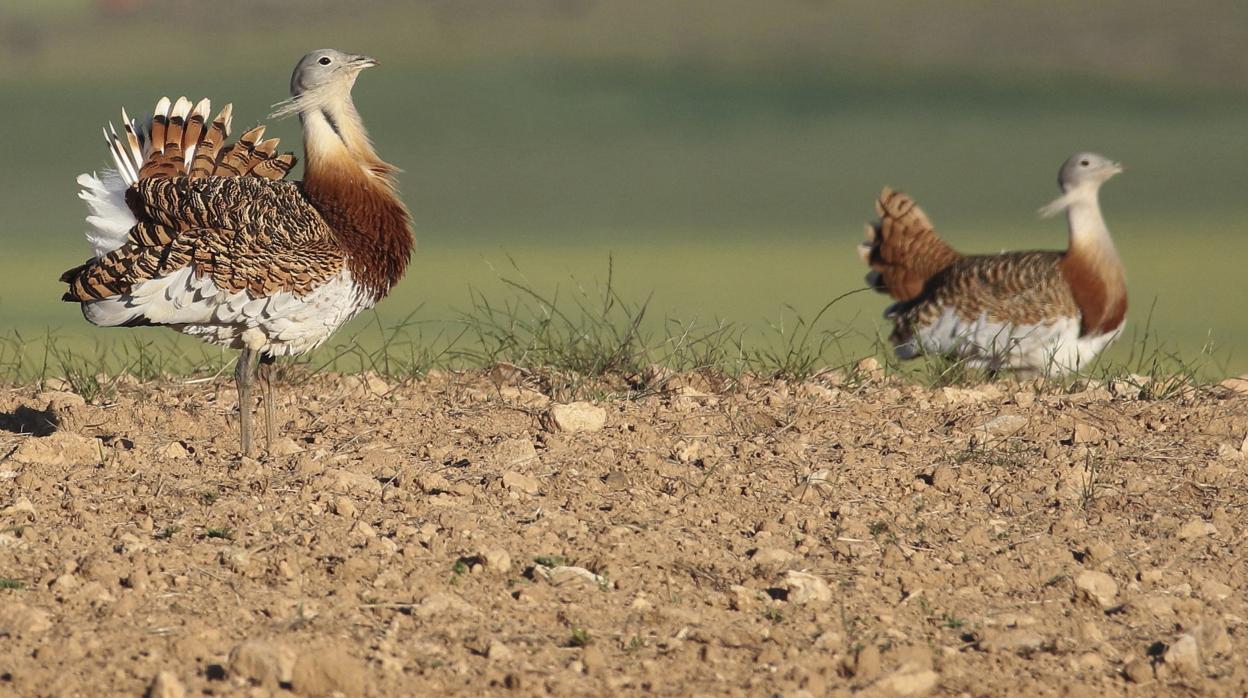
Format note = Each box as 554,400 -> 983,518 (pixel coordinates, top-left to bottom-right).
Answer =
858,187 -> 960,302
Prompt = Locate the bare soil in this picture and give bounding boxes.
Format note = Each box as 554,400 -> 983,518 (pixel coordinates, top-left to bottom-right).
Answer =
1,369 -> 1246,697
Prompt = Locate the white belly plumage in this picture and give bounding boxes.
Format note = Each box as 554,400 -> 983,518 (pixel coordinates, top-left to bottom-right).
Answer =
907,306 -> 1123,375
76,170 -> 369,357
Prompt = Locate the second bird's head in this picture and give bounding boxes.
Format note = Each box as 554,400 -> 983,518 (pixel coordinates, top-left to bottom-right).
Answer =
271,49 -> 377,119
1058,152 -> 1123,193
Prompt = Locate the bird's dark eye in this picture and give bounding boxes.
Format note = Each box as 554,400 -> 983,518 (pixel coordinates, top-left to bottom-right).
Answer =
318,56 -> 332,66
1080,159 -> 1090,166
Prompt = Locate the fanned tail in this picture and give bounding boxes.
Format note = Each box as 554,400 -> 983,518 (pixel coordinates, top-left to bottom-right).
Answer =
858,187 -> 961,302
102,96 -> 297,186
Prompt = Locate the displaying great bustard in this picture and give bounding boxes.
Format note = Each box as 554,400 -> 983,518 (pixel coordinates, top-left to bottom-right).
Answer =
859,153 -> 1127,374
61,49 -> 414,455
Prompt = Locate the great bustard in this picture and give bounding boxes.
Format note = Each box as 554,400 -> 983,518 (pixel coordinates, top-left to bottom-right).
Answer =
859,153 -> 1127,375
61,49 -> 414,455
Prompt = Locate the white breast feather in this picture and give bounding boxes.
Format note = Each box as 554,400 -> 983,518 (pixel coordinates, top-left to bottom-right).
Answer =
907,306 -> 1121,374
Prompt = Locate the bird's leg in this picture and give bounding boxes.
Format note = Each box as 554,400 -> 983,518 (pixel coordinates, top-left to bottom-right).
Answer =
235,347 -> 257,457
259,354 -> 277,453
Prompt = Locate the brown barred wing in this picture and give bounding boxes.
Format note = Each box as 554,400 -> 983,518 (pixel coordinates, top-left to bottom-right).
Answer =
899,251 -> 1079,329
63,177 -> 345,302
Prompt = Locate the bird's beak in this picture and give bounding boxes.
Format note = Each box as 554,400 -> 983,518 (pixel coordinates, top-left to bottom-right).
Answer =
350,55 -> 378,70
1110,162 -> 1124,175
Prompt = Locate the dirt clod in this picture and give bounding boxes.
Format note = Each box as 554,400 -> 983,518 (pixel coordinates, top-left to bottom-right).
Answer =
291,646 -> 366,697
146,671 -> 186,698
1074,570 -> 1118,609
542,402 -> 607,433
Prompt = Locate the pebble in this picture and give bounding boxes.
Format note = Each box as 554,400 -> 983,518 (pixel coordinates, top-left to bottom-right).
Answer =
147,671 -> 186,698
856,357 -> 884,381
1123,657 -> 1153,683
0,602 -> 52,635
979,414 -> 1028,437
501,470 -> 541,494
332,495 -> 358,519
853,644 -> 882,679
1072,422 -> 1103,444
1163,634 -> 1199,676
487,640 -> 513,661
750,547 -> 797,567
1199,578 -> 1232,602
581,645 -> 606,674
493,438 -> 538,468
1176,517 -> 1216,540
229,639 -> 298,686
158,442 -> 190,459
268,437 -> 304,456
291,646 -> 367,697
414,592 -> 478,619
1196,619 -> 1232,657
1073,570 -> 1118,609
874,669 -> 940,696
481,548 -> 512,573
2,496 -> 36,519
783,570 -> 831,605
11,432 -> 101,466
977,628 -> 1050,655
542,403 -> 608,433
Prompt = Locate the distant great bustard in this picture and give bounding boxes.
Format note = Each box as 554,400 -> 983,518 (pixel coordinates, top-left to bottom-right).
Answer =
61,49 -> 414,455
859,153 -> 1127,375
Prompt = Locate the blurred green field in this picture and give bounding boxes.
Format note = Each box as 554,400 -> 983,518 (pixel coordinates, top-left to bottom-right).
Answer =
1,1 -> 1244,377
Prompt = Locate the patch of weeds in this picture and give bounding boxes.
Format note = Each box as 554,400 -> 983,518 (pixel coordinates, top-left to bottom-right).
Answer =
941,614 -> 965,629
154,525 -> 179,540
625,635 -> 647,652
534,554 -> 566,568
762,606 -> 784,624
568,627 -> 592,647
867,520 -> 889,537
199,490 -> 220,505
203,527 -> 233,540
452,559 -> 469,576
0,577 -> 24,590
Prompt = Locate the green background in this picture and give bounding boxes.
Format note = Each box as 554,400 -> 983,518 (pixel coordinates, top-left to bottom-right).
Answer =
1,0 -> 1244,375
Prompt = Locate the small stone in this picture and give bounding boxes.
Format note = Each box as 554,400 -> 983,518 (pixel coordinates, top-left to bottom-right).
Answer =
875,669 -> 940,696
147,671 -> 186,698
750,547 -> 796,567
332,495 -> 358,519
343,372 -> 390,397
1199,578 -> 1232,602
728,585 -> 758,611
11,432 -> 101,466
1123,657 -> 1153,683
930,465 -> 956,491
1013,391 -> 1036,409
481,548 -> 512,573
487,640 -> 513,661
853,644 -> 882,679
1072,422 -> 1103,444
783,570 -> 832,605
414,592 -> 478,619
1196,620 -> 1232,657
1163,634 -> 1199,676
540,565 -> 608,589
977,628 -> 1050,655
542,403 -> 607,433
1074,652 -> 1104,673
1176,517 -> 1216,541
159,442 -> 190,459
493,438 -> 538,468
980,414 -> 1028,437
1219,374 -> 1248,394
268,437 -> 304,456
229,639 -> 298,686
501,470 -> 541,494
1074,570 -> 1118,609
1,496 -> 36,518
0,601 -> 52,635
581,645 -> 606,674
856,357 -> 884,381
42,391 -> 87,432
291,646 -> 367,697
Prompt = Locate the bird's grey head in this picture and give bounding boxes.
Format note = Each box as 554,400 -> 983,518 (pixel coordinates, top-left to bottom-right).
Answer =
1058,152 -> 1123,192
271,49 -> 377,119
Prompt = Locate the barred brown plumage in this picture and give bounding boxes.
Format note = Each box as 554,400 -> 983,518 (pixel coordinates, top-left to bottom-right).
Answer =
860,153 -> 1127,375
62,49 -> 414,456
